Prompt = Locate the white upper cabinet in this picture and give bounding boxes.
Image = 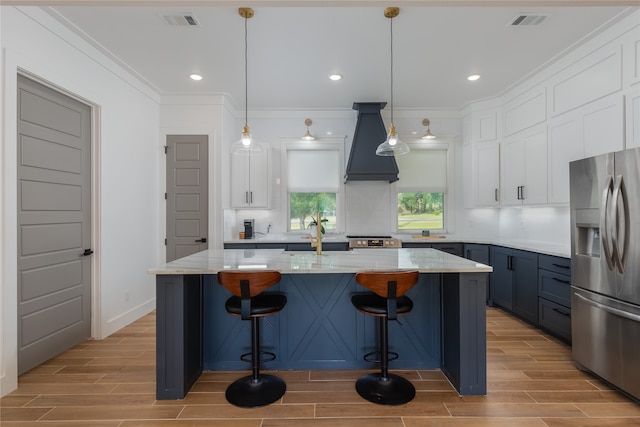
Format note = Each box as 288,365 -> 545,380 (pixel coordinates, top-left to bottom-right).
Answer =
501,126 -> 547,206
463,109 -> 500,207
547,111 -> 583,205
230,145 -> 270,208
625,87 -> 640,149
581,93 -> 624,157
473,142 -> 500,207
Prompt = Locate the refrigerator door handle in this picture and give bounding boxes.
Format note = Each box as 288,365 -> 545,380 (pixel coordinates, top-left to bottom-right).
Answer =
574,292 -> 640,323
600,175 -> 615,271
610,174 -> 628,274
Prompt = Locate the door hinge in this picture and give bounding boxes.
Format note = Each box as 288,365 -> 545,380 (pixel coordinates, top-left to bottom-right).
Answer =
164,238 -> 167,245
164,146 -> 168,154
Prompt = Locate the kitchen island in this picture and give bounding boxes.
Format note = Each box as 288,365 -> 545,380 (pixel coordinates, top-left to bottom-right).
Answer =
149,248 -> 492,400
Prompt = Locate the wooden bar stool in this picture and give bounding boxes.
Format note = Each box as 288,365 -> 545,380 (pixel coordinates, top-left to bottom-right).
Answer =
351,270 -> 420,405
217,270 -> 287,408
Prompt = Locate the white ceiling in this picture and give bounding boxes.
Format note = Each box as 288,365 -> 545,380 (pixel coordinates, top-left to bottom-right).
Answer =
36,2 -> 637,110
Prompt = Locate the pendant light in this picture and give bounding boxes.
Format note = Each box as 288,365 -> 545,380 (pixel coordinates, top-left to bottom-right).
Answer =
376,7 -> 410,157
232,7 -> 262,154
301,118 -> 315,141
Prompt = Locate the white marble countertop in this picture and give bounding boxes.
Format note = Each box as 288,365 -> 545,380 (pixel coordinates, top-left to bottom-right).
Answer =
149,248 -> 493,275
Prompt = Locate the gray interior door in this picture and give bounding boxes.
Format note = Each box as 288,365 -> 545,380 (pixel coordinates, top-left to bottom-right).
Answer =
17,75 -> 92,374
166,135 -> 208,262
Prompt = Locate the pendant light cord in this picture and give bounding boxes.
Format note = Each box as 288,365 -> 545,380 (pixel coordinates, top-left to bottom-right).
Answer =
244,15 -> 248,127
390,15 -> 394,126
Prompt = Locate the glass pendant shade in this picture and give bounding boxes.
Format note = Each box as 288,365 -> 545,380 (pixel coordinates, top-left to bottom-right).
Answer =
376,123 -> 410,156
231,124 -> 262,154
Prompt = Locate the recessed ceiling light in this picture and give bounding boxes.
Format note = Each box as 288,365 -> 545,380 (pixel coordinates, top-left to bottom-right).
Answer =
467,74 -> 480,81
329,74 -> 342,81
190,74 -> 203,81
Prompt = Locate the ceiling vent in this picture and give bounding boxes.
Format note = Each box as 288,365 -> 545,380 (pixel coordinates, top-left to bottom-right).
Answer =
160,13 -> 200,27
509,14 -> 548,26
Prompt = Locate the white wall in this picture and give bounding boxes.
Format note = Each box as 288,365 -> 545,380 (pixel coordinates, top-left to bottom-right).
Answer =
1,7 -> 160,396
222,110 -> 463,239
159,94 -> 229,250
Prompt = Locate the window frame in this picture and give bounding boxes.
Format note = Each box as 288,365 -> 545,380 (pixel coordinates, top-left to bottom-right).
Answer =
281,137 -> 346,235
391,137 -> 455,235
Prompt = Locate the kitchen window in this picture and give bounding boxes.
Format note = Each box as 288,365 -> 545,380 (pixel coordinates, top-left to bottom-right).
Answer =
283,138 -> 345,233
394,139 -> 453,233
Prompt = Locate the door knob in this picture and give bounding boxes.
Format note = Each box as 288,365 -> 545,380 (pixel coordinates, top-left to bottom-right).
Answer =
195,238 -> 207,243
83,249 -> 94,256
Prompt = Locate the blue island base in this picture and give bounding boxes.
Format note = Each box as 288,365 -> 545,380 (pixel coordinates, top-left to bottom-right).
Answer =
156,271 -> 487,399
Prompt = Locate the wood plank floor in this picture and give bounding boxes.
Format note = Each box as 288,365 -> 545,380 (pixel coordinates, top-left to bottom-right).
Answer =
2,307 -> 639,426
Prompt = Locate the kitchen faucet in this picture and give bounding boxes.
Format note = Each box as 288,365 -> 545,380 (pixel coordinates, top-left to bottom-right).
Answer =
310,211 -> 322,255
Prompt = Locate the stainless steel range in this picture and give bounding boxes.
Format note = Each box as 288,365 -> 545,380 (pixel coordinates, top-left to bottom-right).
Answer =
347,235 -> 402,249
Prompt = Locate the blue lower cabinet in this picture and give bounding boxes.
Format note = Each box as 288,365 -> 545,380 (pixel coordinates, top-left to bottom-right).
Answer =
490,247 -> 514,311
489,246 -> 538,324
538,298 -> 571,342
537,254 -> 571,342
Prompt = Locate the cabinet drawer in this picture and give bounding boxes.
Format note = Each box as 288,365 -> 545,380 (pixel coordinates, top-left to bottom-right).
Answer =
538,254 -> 571,275
538,298 -> 571,342
538,269 -> 571,307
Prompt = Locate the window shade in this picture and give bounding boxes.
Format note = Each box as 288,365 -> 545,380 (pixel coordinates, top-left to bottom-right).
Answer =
396,149 -> 447,191
287,149 -> 340,191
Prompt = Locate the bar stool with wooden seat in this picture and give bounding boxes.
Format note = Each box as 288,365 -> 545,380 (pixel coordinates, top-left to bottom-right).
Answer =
351,270 -> 420,405
217,270 -> 287,408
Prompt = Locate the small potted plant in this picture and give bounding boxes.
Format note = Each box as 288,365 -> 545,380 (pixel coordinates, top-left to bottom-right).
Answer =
308,215 -> 328,235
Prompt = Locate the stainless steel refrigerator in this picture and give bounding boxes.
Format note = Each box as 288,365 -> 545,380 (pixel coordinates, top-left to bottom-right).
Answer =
570,147 -> 640,401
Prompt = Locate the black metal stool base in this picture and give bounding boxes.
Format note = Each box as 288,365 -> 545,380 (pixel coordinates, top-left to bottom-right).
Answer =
225,374 -> 286,408
355,373 -> 416,406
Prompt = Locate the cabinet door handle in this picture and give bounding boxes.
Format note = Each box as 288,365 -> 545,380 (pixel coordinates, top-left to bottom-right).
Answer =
245,191 -> 249,204
495,188 -> 498,202
552,263 -> 570,269
552,307 -> 571,317
250,191 -> 253,204
552,277 -> 571,284
507,255 -> 513,271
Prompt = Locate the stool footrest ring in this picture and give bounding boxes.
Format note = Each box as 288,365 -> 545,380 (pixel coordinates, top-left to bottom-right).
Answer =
240,351 -> 276,364
363,350 -> 399,364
